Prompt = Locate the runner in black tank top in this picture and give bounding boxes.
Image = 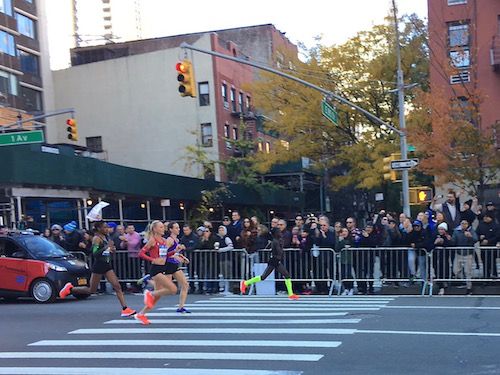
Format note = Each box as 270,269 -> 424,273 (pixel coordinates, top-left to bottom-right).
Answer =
59,221 -> 137,317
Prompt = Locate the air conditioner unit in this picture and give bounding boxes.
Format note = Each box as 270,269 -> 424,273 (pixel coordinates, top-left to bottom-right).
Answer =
450,71 -> 470,84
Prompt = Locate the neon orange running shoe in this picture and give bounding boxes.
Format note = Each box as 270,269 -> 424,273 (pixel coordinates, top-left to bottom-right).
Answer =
239,280 -> 247,294
144,290 -> 155,309
59,282 -> 74,299
288,294 -> 300,300
121,307 -> 136,317
134,313 -> 151,325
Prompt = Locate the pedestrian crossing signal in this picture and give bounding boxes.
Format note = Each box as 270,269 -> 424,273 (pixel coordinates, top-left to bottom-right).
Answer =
176,60 -> 196,97
409,186 -> 433,205
66,118 -> 78,141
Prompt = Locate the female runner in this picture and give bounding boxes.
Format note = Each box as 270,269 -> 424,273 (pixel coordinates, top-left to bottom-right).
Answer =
59,221 -> 136,317
240,227 -> 299,300
135,220 -> 184,324
164,222 -> 191,313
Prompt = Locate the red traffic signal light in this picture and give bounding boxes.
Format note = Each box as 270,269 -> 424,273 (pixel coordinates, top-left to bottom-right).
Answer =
66,118 -> 78,141
176,60 -> 196,97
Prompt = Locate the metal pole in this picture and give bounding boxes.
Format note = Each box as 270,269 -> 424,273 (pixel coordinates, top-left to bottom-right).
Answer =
392,0 -> 410,217
1,108 -> 75,129
180,43 -> 403,136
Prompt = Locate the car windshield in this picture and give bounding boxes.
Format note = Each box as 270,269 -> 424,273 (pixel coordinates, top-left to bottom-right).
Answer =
17,236 -> 71,259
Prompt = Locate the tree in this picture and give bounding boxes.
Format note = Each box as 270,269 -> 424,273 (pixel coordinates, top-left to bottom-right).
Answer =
408,88 -> 500,202
248,14 -> 429,192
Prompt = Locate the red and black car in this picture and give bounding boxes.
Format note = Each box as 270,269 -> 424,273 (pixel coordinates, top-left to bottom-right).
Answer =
0,232 -> 90,303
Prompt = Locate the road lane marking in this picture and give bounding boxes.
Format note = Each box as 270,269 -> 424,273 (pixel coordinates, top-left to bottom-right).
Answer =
145,312 -> 348,317
103,318 -> 361,324
0,368 -> 303,375
69,328 -> 357,335
185,303 -> 387,307
357,329 -> 500,337
0,352 -> 323,362
158,306 -> 381,311
384,306 -> 500,310
29,339 -> 342,348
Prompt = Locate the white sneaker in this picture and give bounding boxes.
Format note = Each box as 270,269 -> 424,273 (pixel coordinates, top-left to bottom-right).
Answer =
341,290 -> 348,296
438,288 -> 445,296
348,289 -> 354,296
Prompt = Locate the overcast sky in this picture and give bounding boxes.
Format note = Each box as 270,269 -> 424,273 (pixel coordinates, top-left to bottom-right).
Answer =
46,0 -> 427,70
140,0 -> 427,47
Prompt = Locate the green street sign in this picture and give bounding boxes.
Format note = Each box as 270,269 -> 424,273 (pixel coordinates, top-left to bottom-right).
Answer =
408,144 -> 416,152
0,130 -> 44,146
321,100 -> 338,125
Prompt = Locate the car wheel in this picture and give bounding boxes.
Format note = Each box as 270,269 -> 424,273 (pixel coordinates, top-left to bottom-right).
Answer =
30,278 -> 56,303
74,294 -> 90,300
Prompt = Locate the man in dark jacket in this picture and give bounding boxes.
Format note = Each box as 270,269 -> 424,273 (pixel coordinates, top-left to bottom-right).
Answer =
452,219 -> 478,294
407,220 -> 430,282
227,211 -> 243,246
476,214 -> 500,278
63,221 -> 85,252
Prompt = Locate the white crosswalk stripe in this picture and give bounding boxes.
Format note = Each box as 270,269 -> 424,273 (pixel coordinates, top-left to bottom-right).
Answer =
0,295 -> 395,375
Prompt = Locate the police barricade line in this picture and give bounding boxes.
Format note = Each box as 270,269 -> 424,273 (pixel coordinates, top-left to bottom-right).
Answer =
338,247 -> 431,296
69,251 -> 88,264
430,246 -> 500,295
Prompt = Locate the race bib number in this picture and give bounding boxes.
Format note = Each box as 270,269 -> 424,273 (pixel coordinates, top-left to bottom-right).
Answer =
102,248 -> 111,256
159,245 -> 168,258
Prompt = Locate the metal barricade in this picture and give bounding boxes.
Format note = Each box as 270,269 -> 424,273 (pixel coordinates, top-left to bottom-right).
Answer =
253,247 -> 337,296
430,246 -> 500,295
185,248 -> 249,294
338,247 -> 431,295
69,251 -> 88,264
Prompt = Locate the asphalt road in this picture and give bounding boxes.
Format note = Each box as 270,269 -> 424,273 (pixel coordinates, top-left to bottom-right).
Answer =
1,292 -> 500,375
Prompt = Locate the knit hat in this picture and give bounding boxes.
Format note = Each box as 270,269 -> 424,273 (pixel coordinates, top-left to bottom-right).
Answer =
107,222 -> 117,229
464,199 -> 473,208
63,222 -> 77,232
51,224 -> 62,231
437,222 -> 448,231
197,226 -> 206,232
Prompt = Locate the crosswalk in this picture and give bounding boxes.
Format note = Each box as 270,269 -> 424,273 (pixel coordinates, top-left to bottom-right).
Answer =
0,295 -> 396,375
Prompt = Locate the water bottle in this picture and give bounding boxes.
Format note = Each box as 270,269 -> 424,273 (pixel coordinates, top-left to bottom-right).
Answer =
193,272 -> 200,294
218,273 -> 225,292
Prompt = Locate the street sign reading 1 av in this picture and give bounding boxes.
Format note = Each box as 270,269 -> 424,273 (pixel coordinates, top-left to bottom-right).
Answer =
0,130 -> 45,146
390,158 -> 419,170
321,100 -> 338,125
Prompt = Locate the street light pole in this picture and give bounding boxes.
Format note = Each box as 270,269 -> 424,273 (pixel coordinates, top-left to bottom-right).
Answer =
392,0 -> 411,217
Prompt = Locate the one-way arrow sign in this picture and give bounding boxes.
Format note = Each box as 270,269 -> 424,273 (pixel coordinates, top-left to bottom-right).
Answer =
390,158 -> 419,170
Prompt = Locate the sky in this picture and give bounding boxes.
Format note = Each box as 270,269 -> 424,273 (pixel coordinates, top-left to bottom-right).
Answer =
46,0 -> 428,70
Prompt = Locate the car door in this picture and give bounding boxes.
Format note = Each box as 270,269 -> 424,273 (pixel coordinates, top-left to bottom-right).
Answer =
0,238 -> 28,292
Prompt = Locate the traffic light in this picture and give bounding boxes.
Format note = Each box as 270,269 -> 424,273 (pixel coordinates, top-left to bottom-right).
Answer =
176,59 -> 196,97
383,153 -> 399,181
66,118 -> 78,141
409,186 -> 433,205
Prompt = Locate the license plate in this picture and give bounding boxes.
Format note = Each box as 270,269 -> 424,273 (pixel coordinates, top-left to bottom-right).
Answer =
77,278 -> 87,286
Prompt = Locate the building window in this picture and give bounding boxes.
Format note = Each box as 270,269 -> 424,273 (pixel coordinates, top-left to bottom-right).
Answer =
448,23 -> 469,48
0,70 -> 17,96
18,49 -> 39,76
246,95 -> 251,111
230,88 -> 237,111
265,141 -> 271,153
258,141 -> 263,152
86,136 -> 103,152
0,31 -> 15,56
0,0 -> 12,16
232,127 -> 238,140
224,123 -> 230,138
201,123 -> 213,147
239,92 -> 244,112
204,163 -> 215,181
16,13 -> 36,39
20,85 -> 42,111
449,70 -> 470,84
198,82 -> 209,106
450,49 -> 470,68
221,83 -> 228,108
448,0 -> 467,4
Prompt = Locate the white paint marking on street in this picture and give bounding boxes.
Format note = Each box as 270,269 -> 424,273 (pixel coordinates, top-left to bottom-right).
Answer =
0,368 -> 302,375
157,307 -> 381,311
29,339 -> 342,348
216,296 -> 395,299
102,319 -> 358,325
69,328 -> 357,335
384,305 -> 500,310
358,329 -> 500,337
145,312 -> 348,317
194,300 -> 390,305
0,352 -> 322,362
177,304 -> 387,308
